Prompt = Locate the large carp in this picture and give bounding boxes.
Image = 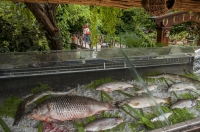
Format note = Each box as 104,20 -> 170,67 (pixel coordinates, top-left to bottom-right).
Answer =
26,95 -> 116,122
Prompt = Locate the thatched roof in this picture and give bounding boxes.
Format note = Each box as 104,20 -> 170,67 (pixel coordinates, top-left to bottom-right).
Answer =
9,0 -> 200,16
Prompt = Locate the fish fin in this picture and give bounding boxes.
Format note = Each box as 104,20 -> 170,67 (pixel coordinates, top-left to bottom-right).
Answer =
132,102 -> 139,106
107,88 -> 112,92
48,117 -> 63,124
119,86 -> 124,90
95,111 -> 102,115
165,97 -> 171,105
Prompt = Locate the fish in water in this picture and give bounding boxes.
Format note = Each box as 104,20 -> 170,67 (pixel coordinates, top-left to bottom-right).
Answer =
84,117 -> 123,132
118,95 -> 171,108
146,73 -> 200,86
168,82 -> 197,92
42,122 -> 70,132
151,112 -> 173,122
13,89 -> 76,126
170,99 -> 197,109
135,85 -> 158,94
26,95 -> 116,122
96,81 -> 133,92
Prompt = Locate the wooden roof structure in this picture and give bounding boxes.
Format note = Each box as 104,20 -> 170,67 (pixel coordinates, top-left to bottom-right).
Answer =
9,0 -> 200,16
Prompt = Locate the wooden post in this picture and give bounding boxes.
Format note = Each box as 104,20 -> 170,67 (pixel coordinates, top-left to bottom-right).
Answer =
120,37 -> 121,48
156,27 -> 171,46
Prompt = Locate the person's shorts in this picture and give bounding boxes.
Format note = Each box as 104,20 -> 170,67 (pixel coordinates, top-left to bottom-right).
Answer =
84,34 -> 89,42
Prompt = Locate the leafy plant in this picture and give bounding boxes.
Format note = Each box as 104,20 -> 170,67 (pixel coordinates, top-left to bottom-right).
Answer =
31,82 -> 52,94
180,93 -> 196,99
56,4 -> 90,49
0,2 -> 48,52
73,121 -> 84,132
169,108 -> 195,124
31,83 -> 52,104
0,117 -> 11,132
38,121 -> 43,132
182,71 -> 200,81
0,95 -> 21,118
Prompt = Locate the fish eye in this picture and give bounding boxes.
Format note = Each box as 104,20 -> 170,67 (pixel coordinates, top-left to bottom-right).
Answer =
33,109 -> 38,113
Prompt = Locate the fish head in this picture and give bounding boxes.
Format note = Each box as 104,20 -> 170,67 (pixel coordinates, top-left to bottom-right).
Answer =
192,100 -> 197,107
106,118 -> 123,127
115,118 -> 123,124
27,104 -> 49,121
96,86 -> 105,91
96,86 -> 111,92
27,108 -> 42,120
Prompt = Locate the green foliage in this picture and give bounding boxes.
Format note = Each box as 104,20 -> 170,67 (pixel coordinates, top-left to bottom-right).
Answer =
0,95 -> 21,117
85,115 -> 97,124
38,121 -> 43,132
86,77 -> 116,89
101,91 -> 113,101
169,108 -> 195,124
99,7 -> 122,35
56,5 -> 90,49
121,32 -> 155,47
31,83 -> 52,94
117,8 -> 157,47
87,6 -> 122,46
116,90 -> 133,97
90,7 -> 99,47
180,93 -> 196,99
31,83 -> 52,104
128,123 -> 140,132
182,71 -> 200,81
195,100 -> 200,109
161,106 -> 171,113
73,121 -> 84,132
0,117 -> 11,132
0,1 -> 48,52
170,22 -> 199,46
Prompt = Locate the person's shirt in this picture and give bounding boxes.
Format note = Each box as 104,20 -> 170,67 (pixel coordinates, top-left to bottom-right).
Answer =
83,28 -> 90,35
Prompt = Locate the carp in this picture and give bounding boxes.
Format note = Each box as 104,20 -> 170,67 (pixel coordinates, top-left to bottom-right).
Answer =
26,95 -> 116,122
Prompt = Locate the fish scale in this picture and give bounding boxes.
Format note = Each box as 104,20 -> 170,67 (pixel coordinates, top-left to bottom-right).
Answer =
27,95 -> 116,122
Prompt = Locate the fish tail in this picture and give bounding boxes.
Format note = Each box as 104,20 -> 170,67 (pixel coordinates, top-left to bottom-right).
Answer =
165,97 -> 171,105
105,103 -> 117,110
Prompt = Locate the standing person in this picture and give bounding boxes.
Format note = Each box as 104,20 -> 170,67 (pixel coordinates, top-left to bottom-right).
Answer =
83,23 -> 90,47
